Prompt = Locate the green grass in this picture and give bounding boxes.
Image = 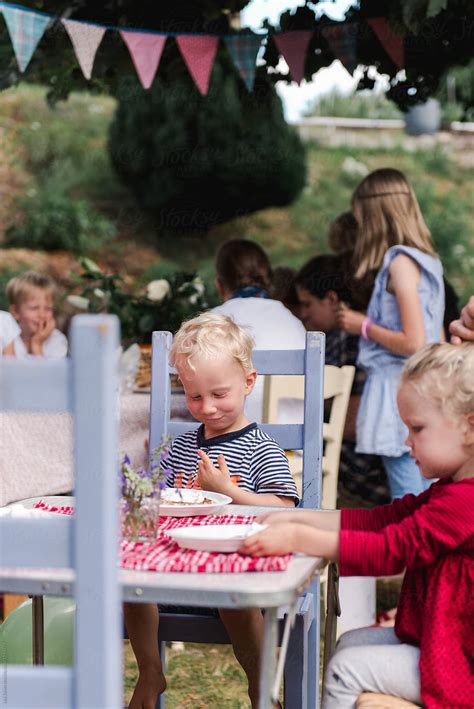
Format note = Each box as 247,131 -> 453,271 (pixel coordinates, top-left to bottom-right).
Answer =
1,85 -> 473,304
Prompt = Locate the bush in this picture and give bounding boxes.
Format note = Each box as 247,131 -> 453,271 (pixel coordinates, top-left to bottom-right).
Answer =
108,46 -> 307,233
5,191 -> 116,254
305,89 -> 403,120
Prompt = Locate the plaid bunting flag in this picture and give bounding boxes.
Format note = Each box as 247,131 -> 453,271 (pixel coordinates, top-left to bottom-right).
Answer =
1,5 -> 51,72
321,22 -> 358,75
224,31 -> 263,91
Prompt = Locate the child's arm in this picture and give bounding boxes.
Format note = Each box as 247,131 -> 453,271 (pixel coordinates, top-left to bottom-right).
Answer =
256,507 -> 341,531
197,451 -> 295,507
338,254 -> 427,356
2,341 -> 15,356
242,522 -> 339,560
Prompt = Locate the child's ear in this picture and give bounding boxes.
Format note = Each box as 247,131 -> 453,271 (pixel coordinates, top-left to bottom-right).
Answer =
245,369 -> 257,395
9,305 -> 19,321
326,290 -> 340,306
461,413 -> 474,447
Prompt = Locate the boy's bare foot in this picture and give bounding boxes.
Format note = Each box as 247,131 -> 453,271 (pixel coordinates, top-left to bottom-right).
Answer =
128,665 -> 166,709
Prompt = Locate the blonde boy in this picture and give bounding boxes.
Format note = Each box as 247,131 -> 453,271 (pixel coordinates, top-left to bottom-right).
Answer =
4,271 -> 67,358
125,313 -> 297,709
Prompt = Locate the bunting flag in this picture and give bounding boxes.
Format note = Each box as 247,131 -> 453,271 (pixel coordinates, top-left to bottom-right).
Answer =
62,19 -> 106,80
223,32 -> 263,91
121,31 -> 167,89
321,22 -> 358,75
367,17 -> 404,70
1,5 -> 50,72
273,30 -> 313,84
176,35 -> 218,96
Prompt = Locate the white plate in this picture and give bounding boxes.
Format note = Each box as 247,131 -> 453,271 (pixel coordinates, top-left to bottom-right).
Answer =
159,489 -> 233,517
166,523 -> 267,552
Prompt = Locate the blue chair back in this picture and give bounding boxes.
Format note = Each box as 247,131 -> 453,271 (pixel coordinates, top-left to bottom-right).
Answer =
149,330 -> 325,709
0,315 -> 122,708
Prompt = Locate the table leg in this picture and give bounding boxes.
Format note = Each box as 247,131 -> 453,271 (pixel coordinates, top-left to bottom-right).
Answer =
32,595 -> 44,665
259,607 -> 278,709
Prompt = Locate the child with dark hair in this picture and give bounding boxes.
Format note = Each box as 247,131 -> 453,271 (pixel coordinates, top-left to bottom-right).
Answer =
327,211 -> 358,255
294,254 -> 390,506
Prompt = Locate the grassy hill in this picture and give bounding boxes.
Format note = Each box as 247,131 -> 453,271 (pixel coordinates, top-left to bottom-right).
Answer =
0,85 -> 472,305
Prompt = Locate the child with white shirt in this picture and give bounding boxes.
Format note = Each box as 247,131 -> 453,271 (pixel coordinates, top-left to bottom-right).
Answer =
0,310 -> 20,355
4,271 -> 68,358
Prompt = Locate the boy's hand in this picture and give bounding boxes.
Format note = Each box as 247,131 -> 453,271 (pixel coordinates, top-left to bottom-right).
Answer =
30,316 -> 56,354
197,451 -> 233,495
241,523 -> 295,556
336,304 -> 365,335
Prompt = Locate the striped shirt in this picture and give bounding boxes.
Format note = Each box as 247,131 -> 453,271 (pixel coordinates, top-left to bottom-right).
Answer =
165,423 -> 299,504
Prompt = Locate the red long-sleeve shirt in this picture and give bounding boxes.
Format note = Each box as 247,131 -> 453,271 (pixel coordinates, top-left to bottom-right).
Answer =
339,478 -> 474,709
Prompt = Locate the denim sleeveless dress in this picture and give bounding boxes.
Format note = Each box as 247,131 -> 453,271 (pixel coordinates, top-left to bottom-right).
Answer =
356,245 -> 444,457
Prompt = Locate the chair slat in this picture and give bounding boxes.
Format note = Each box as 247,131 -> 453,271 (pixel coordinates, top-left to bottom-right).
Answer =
0,518 -> 72,568
1,666 -> 72,707
0,359 -> 70,412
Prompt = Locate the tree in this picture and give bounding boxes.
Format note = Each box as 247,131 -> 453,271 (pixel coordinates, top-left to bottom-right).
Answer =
108,44 -> 306,231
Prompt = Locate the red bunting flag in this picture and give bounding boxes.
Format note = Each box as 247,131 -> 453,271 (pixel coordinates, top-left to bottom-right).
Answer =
367,17 -> 404,70
176,35 -> 219,96
121,31 -> 167,89
273,30 -> 313,84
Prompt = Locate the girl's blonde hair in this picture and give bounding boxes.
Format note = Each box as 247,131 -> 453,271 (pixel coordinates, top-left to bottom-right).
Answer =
351,168 -> 435,279
170,312 -> 254,373
401,343 -> 474,420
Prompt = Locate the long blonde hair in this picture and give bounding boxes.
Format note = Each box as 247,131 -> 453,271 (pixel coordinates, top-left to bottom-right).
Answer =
351,168 -> 435,279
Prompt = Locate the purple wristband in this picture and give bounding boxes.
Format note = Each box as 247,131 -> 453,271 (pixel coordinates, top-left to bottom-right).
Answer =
361,317 -> 373,341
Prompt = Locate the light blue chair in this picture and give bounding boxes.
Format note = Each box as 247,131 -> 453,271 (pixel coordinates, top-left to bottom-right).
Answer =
149,330 -> 325,709
0,315 -> 122,708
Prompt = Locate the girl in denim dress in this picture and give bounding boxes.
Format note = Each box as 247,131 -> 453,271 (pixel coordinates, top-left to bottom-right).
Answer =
338,168 -> 444,498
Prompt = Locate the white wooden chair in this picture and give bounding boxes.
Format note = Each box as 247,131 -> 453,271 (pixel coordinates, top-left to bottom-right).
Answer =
149,330 -> 326,709
262,365 -> 355,675
0,315 -> 122,708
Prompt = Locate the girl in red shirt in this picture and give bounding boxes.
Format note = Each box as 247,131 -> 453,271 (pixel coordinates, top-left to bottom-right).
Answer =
244,342 -> 474,709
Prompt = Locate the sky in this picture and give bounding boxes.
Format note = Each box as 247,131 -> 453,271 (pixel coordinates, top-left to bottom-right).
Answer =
240,0 -> 363,122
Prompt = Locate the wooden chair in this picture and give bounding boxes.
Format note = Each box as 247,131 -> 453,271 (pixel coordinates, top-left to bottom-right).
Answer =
149,330 -> 326,709
0,315 -> 122,708
262,366 -> 355,676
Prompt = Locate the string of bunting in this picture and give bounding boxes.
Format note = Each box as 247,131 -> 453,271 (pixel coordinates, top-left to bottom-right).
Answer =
0,0 -> 405,95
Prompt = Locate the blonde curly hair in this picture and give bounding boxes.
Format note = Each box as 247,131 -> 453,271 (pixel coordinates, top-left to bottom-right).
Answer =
170,312 -> 254,373
401,343 -> 474,420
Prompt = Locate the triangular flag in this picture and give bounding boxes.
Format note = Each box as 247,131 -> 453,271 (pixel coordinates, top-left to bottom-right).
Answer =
273,30 -> 313,84
224,32 -> 263,91
62,19 -> 106,80
1,5 -> 50,72
120,31 -> 166,89
321,23 -> 358,75
367,17 -> 404,70
176,35 -> 219,96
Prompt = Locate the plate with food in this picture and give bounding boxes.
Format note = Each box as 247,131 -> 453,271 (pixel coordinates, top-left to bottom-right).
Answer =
165,522 -> 267,552
159,488 -> 233,517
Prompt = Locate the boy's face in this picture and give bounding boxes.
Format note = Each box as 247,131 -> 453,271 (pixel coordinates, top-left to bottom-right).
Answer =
397,382 -> 473,482
10,289 -> 54,337
177,354 -> 256,440
296,287 -> 338,333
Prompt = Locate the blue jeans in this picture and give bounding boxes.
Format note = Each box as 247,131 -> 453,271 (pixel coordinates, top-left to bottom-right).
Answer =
381,452 -> 431,499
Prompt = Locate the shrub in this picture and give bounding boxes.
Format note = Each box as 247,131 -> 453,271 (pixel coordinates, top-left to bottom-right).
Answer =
5,191 -> 116,254
108,45 -> 307,233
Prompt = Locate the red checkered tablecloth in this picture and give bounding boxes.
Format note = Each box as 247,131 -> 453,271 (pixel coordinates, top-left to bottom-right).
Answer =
33,501 -> 291,573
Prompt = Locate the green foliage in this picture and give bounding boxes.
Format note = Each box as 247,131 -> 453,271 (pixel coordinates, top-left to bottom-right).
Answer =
108,48 -> 307,232
305,90 -> 403,120
0,267 -> 26,311
5,191 -> 116,254
70,259 -> 211,344
437,59 -> 474,120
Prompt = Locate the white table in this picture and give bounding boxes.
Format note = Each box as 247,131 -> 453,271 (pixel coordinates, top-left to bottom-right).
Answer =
0,497 -> 325,708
